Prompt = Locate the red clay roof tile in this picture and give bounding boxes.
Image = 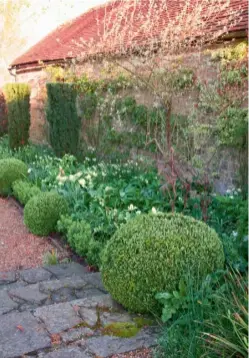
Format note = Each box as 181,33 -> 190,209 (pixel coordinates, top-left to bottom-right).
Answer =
11,0 -> 248,67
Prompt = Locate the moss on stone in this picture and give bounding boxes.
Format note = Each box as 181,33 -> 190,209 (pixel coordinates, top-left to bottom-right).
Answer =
102,322 -> 140,338
133,317 -> 155,328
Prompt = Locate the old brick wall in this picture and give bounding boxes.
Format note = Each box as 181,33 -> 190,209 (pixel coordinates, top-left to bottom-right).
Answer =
16,69 -> 48,144
13,43 -> 246,192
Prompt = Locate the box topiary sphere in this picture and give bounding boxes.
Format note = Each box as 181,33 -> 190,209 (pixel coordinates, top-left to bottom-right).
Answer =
0,158 -> 28,196
24,192 -> 68,236
101,213 -> 225,314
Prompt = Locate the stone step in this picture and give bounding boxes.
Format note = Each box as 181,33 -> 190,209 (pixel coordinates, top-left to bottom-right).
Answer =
0,263 -> 91,287
0,269 -> 106,314
0,263 -> 158,358
0,291 -> 158,358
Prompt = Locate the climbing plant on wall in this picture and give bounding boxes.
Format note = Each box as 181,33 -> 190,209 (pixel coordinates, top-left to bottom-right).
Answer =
3,83 -> 30,149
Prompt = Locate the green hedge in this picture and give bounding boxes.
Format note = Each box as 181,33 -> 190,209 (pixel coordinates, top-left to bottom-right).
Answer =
46,83 -> 80,156
24,192 -> 68,236
0,90 -> 7,137
0,158 -> 28,196
12,180 -> 41,205
3,83 -> 30,149
101,213 -> 225,313
57,215 -> 103,267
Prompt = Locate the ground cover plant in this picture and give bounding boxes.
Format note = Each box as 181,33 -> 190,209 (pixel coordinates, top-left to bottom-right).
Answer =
0,134 -> 247,270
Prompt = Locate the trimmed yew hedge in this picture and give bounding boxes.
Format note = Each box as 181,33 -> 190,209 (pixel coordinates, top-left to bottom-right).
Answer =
3,83 -> 30,149
46,83 -> 80,157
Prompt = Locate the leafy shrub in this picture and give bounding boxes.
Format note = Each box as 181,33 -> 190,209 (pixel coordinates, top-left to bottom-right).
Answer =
0,158 -> 28,196
57,215 -> 92,256
57,215 -> 102,267
87,238 -> 105,267
24,192 -> 68,236
46,83 -> 80,156
12,180 -> 41,205
3,83 -> 30,149
101,213 -> 225,313
0,90 -> 7,137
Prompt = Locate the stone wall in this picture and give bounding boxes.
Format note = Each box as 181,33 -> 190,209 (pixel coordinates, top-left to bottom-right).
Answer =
15,69 -> 49,144
13,42 -> 246,192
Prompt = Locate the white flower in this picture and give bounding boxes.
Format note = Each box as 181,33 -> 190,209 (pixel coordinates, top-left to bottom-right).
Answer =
69,175 -> 77,182
232,231 -> 238,238
230,195 -> 234,199
226,189 -> 231,194
237,188 -> 242,193
74,171 -> 83,179
151,207 -> 157,214
128,204 -> 137,211
28,168 -> 32,173
105,186 -> 113,192
57,175 -> 67,183
86,174 -> 92,181
78,178 -> 86,187
136,210 -> 141,215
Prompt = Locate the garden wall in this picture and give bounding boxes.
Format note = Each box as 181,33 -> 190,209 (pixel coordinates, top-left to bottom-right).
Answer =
14,41 -> 247,193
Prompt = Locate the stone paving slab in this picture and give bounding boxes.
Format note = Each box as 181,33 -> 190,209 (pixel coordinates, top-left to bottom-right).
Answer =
0,271 -> 16,285
83,272 -> 106,292
34,302 -> 83,334
39,276 -> 89,293
61,326 -> 94,343
70,294 -> 123,310
75,287 -> 104,299
44,263 -> 88,279
85,328 -> 158,357
0,311 -> 51,358
100,311 -> 133,326
0,263 -> 158,357
39,347 -> 92,358
0,290 -> 18,315
9,283 -> 48,304
20,268 -> 52,284
79,307 -> 98,327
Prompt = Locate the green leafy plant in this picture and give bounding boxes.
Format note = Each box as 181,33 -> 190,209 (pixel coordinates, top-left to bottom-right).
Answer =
46,83 -> 80,156
3,83 -> 30,149
0,158 -> 28,196
203,271 -> 248,357
217,107 -> 248,148
43,249 -> 59,265
12,179 -> 41,205
101,213 -> 225,313
0,90 -> 7,137
24,191 -> 68,236
155,279 -> 188,322
155,270 -> 248,358
57,215 -> 92,257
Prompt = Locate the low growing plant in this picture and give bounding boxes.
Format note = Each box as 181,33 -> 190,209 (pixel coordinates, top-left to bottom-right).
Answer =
0,158 -> 28,196
57,215 -> 92,257
12,179 -> 41,205
24,191 -> 68,236
155,270 -> 248,358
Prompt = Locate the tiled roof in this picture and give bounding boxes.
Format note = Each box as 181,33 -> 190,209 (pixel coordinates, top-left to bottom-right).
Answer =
11,0 -> 248,67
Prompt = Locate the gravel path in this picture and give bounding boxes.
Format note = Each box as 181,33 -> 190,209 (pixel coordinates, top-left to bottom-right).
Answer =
0,198 -> 60,272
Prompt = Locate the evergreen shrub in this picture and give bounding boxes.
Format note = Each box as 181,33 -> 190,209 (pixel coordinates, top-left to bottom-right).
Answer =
3,83 -> 30,149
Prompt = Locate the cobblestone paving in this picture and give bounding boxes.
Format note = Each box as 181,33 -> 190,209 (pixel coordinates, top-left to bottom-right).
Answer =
0,263 -> 158,358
